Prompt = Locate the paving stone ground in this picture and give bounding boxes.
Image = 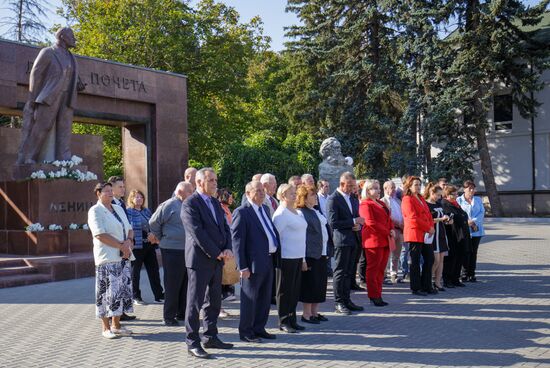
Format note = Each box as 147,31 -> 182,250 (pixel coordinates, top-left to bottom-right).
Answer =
1,220 -> 549,368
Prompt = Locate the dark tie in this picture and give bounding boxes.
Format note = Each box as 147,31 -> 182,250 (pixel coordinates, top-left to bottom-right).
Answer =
258,206 -> 278,248
205,197 -> 218,224
269,196 -> 277,212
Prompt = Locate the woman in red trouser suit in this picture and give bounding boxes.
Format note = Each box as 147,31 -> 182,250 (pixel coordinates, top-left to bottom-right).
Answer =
401,176 -> 436,296
359,179 -> 394,307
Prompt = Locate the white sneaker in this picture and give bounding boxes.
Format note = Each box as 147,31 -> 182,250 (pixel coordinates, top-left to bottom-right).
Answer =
111,326 -> 133,336
219,309 -> 229,318
133,299 -> 146,306
102,329 -> 117,339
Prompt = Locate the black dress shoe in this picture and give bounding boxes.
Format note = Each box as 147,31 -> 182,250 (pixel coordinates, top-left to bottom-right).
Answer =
255,331 -> 276,339
240,335 -> 262,343
412,290 -> 427,296
370,298 -> 388,307
335,303 -> 352,315
351,284 -> 365,291
203,337 -> 233,349
454,281 -> 466,287
176,315 -> 186,321
164,318 -> 179,326
315,314 -> 328,322
188,346 -> 211,359
346,302 -> 364,311
435,286 -> 446,291
279,324 -> 297,333
443,282 -> 455,288
292,323 -> 306,331
426,288 -> 438,295
120,313 -> 136,321
461,276 -> 468,282
301,316 -> 320,324
468,277 -> 477,282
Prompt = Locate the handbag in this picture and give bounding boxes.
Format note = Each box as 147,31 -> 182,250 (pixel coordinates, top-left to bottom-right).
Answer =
221,257 -> 240,285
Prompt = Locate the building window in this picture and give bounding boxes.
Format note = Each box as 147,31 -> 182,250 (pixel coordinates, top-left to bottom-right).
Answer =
494,94 -> 513,131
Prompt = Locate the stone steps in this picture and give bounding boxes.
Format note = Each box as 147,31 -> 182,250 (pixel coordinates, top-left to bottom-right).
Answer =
0,252 -> 95,289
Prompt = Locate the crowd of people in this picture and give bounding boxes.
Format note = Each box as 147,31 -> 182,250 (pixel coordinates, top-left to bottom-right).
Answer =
87,168 -> 485,359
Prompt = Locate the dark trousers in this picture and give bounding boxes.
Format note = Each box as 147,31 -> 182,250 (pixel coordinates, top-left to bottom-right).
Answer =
463,236 -> 482,277
185,261 -> 222,348
161,249 -> 187,320
357,246 -> 367,283
443,239 -> 466,284
409,242 -> 434,292
132,243 -> 164,300
276,258 -> 302,326
240,265 -> 273,337
333,246 -> 356,305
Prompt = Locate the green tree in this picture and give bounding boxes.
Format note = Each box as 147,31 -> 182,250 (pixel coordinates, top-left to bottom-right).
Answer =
444,0 -> 550,215
1,0 -> 49,43
285,0 -> 405,180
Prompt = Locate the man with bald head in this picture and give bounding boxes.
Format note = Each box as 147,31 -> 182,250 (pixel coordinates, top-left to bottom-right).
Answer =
184,167 -> 197,190
149,181 -> 194,327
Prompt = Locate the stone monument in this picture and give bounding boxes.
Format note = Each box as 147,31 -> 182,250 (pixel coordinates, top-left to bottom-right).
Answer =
318,137 -> 354,193
16,27 -> 84,166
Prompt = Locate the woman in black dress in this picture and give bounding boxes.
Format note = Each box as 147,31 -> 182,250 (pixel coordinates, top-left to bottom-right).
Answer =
423,183 -> 450,292
441,185 -> 470,288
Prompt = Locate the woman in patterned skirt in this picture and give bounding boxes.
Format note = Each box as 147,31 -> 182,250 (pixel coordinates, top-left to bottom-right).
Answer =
88,182 -> 135,339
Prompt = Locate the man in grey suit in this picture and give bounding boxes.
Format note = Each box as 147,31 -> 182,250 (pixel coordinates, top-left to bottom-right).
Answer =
17,27 -> 83,164
181,168 -> 234,359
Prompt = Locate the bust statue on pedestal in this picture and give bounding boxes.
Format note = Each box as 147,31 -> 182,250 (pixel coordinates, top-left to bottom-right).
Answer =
318,137 -> 354,193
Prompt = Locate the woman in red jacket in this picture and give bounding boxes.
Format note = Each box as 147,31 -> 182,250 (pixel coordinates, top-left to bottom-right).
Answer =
401,176 -> 435,296
359,179 -> 394,306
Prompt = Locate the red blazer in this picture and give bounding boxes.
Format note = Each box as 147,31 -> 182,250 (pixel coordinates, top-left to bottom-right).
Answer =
401,195 -> 434,243
359,198 -> 393,248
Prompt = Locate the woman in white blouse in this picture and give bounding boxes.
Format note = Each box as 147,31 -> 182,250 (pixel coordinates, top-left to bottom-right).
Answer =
88,182 -> 135,339
272,183 -> 308,333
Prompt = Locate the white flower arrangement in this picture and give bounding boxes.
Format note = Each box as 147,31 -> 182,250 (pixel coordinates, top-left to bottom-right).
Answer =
30,170 -> 47,179
48,224 -> 63,231
82,224 -> 89,230
25,223 -> 44,232
69,223 -> 80,230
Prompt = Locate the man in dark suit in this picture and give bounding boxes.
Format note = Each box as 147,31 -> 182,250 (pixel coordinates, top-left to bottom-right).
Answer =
232,181 -> 280,343
181,168 -> 234,359
327,172 -> 365,315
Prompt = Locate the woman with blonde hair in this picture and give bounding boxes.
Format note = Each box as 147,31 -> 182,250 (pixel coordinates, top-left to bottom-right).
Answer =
359,179 -> 393,306
423,183 -> 450,292
272,184 -> 308,333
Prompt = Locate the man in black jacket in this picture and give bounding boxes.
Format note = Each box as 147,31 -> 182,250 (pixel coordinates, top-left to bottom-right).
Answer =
327,172 -> 365,315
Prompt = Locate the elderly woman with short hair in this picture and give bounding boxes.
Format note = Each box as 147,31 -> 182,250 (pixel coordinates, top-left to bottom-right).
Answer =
88,182 -> 135,339
126,189 -> 164,305
272,183 -> 308,333
457,180 -> 485,282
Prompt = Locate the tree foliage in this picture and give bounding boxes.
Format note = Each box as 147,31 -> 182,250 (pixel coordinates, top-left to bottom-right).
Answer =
0,0 -> 49,43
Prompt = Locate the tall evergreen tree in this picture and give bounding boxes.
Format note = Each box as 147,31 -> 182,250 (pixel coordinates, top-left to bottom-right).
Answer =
0,0 -> 49,43
445,0 -> 549,216
286,0 -> 405,180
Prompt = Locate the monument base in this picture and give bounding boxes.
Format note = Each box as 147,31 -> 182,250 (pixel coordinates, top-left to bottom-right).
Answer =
0,229 -> 92,255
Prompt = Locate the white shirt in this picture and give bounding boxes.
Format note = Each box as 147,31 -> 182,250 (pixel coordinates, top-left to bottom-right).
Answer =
385,195 -> 403,227
337,189 -> 353,213
272,206 -> 307,259
248,199 -> 278,254
88,201 -> 133,266
317,192 -> 329,216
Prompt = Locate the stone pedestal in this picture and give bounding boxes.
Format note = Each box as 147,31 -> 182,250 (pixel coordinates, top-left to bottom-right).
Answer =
0,179 -> 96,255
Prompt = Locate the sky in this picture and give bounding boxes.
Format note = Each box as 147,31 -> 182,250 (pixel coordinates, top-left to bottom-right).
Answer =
0,0 -> 544,52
